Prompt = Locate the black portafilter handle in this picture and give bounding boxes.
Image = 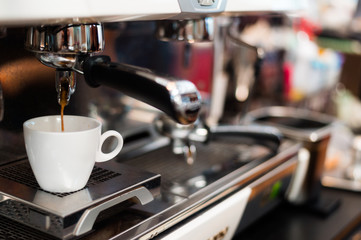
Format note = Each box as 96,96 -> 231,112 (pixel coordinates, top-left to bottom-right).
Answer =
83,55 -> 202,124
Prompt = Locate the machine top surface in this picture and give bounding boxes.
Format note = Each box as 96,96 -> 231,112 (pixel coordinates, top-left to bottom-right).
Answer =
0,0 -> 307,26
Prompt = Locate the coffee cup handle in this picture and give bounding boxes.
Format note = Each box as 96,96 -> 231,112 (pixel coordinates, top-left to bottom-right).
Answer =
96,130 -> 124,162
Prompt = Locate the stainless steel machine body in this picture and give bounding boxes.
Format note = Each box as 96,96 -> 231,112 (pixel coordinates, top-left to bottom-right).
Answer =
0,1 -> 308,239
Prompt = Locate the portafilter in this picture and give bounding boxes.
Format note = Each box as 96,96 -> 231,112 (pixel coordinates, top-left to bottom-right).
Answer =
25,23 -> 202,125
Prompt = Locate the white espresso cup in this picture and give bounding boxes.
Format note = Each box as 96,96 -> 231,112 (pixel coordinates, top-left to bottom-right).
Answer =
23,115 -> 123,193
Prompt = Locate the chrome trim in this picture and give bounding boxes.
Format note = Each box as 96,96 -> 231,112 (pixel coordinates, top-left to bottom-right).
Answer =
25,23 -> 104,71
156,18 -> 214,42
74,186 -> 154,236
243,106 -> 335,142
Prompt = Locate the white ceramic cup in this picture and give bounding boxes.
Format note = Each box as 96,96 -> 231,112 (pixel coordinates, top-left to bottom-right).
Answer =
23,115 -> 123,193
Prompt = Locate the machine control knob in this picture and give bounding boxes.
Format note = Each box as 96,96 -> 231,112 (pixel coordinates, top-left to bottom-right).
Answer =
198,0 -> 215,6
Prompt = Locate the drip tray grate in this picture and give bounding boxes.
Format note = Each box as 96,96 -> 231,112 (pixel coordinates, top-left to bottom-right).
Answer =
0,214 -> 57,240
0,161 -> 121,198
0,159 -> 160,239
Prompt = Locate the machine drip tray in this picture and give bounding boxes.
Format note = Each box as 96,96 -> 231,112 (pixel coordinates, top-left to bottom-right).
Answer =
0,161 -> 122,198
0,214 -> 58,240
0,159 -> 161,239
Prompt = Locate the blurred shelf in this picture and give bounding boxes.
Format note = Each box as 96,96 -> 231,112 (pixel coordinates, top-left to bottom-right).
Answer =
316,30 -> 361,55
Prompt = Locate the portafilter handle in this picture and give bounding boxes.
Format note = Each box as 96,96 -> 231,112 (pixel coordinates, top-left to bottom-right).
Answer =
83,55 -> 202,125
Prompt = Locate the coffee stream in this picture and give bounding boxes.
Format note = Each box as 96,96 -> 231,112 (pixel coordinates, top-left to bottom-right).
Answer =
59,82 -> 69,132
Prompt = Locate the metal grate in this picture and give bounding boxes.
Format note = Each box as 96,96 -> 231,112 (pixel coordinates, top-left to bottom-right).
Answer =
0,161 -> 121,197
0,214 -> 57,240
0,200 -> 64,237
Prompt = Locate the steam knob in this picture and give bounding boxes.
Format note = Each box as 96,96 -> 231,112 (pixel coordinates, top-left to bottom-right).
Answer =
198,0 -> 215,6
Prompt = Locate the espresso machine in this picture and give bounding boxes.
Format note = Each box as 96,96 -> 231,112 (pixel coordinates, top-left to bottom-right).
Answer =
0,1 -> 311,239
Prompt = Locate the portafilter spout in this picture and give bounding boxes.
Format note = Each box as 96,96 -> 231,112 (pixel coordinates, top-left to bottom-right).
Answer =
55,70 -> 76,106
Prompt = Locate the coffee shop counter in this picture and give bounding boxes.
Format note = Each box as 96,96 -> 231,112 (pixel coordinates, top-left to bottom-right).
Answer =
234,187 -> 361,240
